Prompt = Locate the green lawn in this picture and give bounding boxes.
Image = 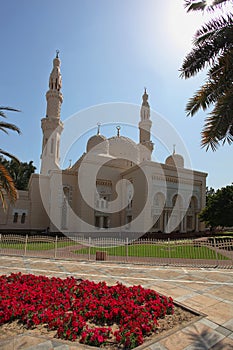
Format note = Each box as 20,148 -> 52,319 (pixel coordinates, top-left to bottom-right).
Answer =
1,240 -> 230,260
75,243 -> 229,260
216,232 -> 233,237
0,241 -> 77,251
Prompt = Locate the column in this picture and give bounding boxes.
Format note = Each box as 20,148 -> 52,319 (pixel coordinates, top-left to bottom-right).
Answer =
163,211 -> 168,233
183,215 -> 187,233
195,213 -> 199,232
99,216 -> 104,229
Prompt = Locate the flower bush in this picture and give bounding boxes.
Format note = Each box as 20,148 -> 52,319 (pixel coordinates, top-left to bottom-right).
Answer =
0,273 -> 174,349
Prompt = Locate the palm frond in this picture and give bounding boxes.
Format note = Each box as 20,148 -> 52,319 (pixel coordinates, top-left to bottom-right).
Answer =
209,48 -> 233,79
184,1 -> 207,12
0,107 -> 21,135
201,90 -> 233,150
0,163 -> 18,209
194,14 -> 233,45
0,150 -> 20,163
0,106 -> 21,119
0,189 -> 6,210
186,84 -> 214,116
0,106 -> 21,208
0,122 -> 21,134
180,44 -> 217,78
186,52 -> 233,116
180,26 -> 233,79
184,0 -> 231,13
182,0 -> 233,150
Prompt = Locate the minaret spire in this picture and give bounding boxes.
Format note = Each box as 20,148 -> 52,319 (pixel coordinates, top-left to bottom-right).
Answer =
48,52 -> 62,98
139,88 -> 154,160
140,87 -> 150,119
116,125 -> 121,137
40,52 -> 64,175
97,122 -> 101,135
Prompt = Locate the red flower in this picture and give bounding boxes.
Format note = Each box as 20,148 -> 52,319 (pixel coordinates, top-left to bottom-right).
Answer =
0,273 -> 174,348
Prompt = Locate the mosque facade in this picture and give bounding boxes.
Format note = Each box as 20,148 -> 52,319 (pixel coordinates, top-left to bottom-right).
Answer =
0,54 -> 207,235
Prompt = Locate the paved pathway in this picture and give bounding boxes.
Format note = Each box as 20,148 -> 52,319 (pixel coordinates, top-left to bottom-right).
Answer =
0,256 -> 233,350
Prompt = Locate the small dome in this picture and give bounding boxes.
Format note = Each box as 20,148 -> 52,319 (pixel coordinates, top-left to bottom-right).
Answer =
165,153 -> 184,168
86,134 -> 108,154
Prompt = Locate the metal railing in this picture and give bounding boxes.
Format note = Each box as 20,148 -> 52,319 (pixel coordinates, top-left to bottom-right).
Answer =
0,234 -> 232,268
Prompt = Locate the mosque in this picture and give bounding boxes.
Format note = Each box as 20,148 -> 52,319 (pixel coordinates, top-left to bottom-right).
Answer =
0,53 -> 207,235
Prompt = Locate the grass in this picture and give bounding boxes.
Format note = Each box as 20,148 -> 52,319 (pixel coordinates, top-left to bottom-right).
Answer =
75,243 -> 229,260
216,231 -> 233,237
1,239 -> 230,260
0,241 -> 77,251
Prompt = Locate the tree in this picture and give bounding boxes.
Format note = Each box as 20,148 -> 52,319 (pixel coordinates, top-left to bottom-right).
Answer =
0,157 -> 36,190
199,184 -> 233,228
206,186 -> 215,197
180,0 -> 233,150
206,186 -> 216,205
0,106 -> 21,209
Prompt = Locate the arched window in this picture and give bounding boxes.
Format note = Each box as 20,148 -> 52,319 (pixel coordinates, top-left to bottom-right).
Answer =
21,213 -> 26,224
51,138 -> 54,154
61,186 -> 70,229
189,196 -> 198,210
172,194 -> 183,208
57,140 -> 60,159
95,216 -> 100,228
128,199 -> 133,209
13,213 -> 18,223
63,186 -> 70,199
153,192 -> 165,208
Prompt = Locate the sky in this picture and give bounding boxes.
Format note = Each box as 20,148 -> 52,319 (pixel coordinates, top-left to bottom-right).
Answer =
0,0 -> 232,190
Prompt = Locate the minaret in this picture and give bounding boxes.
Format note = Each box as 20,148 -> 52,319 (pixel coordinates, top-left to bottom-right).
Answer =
40,51 -> 64,175
139,88 -> 153,161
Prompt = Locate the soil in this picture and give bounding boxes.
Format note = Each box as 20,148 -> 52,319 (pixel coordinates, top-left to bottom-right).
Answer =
0,305 -> 200,348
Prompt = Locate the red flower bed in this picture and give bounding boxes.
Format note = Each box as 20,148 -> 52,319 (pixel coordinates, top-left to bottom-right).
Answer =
0,273 -> 174,349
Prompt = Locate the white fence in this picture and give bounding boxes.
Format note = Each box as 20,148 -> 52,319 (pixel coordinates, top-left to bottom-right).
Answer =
0,234 -> 232,268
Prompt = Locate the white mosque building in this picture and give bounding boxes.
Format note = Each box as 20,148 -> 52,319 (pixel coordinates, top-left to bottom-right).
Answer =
0,53 -> 207,235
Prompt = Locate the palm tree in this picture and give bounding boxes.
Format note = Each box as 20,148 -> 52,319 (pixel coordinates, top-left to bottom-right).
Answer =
180,0 -> 233,150
0,107 -> 21,209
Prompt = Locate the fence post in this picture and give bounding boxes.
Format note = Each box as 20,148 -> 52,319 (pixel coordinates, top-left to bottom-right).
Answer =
54,235 -> 58,259
24,234 -> 28,256
213,237 -> 219,266
126,237 -> 129,262
168,238 -> 171,264
230,238 -> 233,266
88,237 -> 91,261
0,234 -> 1,253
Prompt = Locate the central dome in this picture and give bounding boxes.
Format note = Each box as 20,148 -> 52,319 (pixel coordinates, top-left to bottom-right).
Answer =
108,136 -> 139,163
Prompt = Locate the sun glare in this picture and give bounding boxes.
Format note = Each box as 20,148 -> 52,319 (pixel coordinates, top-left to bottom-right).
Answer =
164,2 -> 205,52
